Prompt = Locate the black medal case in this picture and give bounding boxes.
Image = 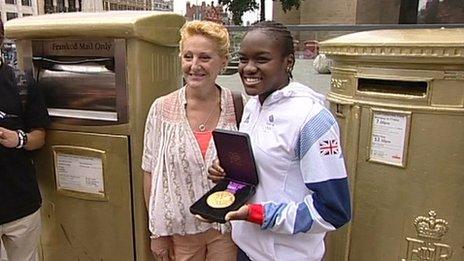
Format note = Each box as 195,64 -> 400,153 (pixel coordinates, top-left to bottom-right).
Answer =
190,129 -> 258,223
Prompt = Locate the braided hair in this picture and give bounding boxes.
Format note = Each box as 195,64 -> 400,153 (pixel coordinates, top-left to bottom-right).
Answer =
246,21 -> 295,78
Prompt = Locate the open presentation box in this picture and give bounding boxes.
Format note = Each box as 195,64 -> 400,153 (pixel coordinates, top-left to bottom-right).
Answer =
190,129 -> 258,223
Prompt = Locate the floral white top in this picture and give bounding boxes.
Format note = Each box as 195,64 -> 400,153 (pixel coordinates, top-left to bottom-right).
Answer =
142,86 -> 240,237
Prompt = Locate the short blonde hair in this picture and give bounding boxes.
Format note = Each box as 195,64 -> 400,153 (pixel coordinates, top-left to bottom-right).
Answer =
179,20 -> 230,59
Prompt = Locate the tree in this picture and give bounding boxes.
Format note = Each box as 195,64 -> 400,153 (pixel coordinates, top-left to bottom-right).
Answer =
220,0 -> 304,25
277,0 -> 304,12
260,0 -> 265,21
219,0 -> 259,25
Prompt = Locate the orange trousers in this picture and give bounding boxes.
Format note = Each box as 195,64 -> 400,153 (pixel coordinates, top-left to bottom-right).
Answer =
172,228 -> 237,261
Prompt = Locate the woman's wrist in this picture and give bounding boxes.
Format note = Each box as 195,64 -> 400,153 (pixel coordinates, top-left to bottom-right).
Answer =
150,234 -> 160,239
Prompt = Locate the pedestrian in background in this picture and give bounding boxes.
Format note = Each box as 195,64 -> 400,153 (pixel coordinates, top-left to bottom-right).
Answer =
0,18 -> 50,261
142,20 -> 241,261
208,21 -> 351,261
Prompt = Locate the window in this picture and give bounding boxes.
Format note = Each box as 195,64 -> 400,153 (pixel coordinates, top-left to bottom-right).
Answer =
399,0 -> 420,23
5,0 -> 16,5
6,12 -> 18,21
68,0 -> 77,12
21,0 -> 32,6
23,13 -> 32,17
44,0 -> 54,14
56,0 -> 66,12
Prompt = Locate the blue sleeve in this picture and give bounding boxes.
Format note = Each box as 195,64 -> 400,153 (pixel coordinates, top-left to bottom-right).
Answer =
261,109 -> 351,234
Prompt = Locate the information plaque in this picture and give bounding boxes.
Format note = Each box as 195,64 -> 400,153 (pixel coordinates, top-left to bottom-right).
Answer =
53,145 -> 107,200
369,109 -> 411,167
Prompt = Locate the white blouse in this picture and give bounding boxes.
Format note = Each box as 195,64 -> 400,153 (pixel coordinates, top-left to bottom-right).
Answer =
142,86 -> 239,236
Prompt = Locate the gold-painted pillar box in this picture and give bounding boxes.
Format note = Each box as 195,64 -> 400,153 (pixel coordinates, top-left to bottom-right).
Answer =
320,29 -> 464,261
5,12 -> 185,261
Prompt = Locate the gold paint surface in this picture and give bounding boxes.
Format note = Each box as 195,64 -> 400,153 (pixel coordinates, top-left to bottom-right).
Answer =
36,131 -> 133,260
322,28 -> 464,261
4,11 -> 185,47
402,211 -> 453,261
6,11 -> 186,261
320,29 -> 464,59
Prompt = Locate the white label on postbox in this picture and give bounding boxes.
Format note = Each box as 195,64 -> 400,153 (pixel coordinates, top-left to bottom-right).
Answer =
370,111 -> 409,167
55,153 -> 105,196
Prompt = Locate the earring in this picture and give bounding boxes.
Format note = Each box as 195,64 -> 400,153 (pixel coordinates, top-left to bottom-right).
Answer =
286,67 -> 292,73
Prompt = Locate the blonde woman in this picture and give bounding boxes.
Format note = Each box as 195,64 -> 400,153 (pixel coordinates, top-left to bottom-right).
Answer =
142,21 -> 239,261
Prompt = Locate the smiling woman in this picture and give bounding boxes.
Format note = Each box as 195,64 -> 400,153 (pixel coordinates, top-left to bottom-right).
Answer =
237,27 -> 294,103
180,35 -> 227,92
142,20 -> 242,261
208,21 -> 351,261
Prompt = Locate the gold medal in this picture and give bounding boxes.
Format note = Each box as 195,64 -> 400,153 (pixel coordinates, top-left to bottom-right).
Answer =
206,191 -> 235,209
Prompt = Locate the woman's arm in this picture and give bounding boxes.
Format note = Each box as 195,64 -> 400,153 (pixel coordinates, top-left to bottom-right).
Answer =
143,171 -> 152,210
142,101 -> 159,210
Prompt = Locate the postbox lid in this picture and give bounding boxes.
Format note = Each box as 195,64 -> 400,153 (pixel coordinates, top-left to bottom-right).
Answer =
4,11 -> 185,47
320,28 -> 464,59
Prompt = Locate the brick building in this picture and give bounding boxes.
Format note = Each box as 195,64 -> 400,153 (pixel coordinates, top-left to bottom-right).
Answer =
185,1 -> 229,24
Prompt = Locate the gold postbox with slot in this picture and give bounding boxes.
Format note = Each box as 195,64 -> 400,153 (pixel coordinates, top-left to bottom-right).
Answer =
5,12 -> 185,260
320,28 -> 464,261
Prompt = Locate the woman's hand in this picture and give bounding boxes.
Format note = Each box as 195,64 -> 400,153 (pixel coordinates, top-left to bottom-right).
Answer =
151,236 -> 174,260
208,158 -> 226,183
225,204 -> 249,221
194,214 -> 214,223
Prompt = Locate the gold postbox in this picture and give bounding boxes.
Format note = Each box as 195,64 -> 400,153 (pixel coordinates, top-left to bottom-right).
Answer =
5,12 -> 185,260
320,29 -> 464,260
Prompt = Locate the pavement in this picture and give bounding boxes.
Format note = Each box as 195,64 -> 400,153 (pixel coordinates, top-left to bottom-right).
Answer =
217,58 -> 332,96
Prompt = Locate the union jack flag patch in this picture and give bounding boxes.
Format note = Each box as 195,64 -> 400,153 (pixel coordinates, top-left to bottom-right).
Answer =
319,139 -> 339,156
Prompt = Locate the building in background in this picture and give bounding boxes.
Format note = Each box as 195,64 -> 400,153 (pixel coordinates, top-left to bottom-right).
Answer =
102,0 -> 173,11
417,0 -> 464,24
36,0 -> 172,14
152,0 -> 172,11
274,0 -> 463,30
0,0 -> 38,21
273,0 -> 463,52
1,0 -> 175,21
185,1 -> 229,24
37,0 -> 82,14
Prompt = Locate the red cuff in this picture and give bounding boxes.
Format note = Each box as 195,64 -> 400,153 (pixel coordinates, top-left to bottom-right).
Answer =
247,204 -> 264,225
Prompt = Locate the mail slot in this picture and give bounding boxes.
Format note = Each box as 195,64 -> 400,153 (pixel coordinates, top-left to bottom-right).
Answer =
357,78 -> 428,96
33,40 -> 126,124
5,11 -> 185,261
320,28 -> 464,260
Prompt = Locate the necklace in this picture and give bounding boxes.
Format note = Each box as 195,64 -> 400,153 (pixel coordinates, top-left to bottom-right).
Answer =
198,105 -> 216,132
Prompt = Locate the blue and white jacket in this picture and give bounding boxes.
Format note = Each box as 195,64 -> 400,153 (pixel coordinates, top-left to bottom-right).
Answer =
232,81 -> 351,261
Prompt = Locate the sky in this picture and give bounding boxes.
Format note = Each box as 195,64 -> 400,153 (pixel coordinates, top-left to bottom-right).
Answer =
172,0 -> 273,25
